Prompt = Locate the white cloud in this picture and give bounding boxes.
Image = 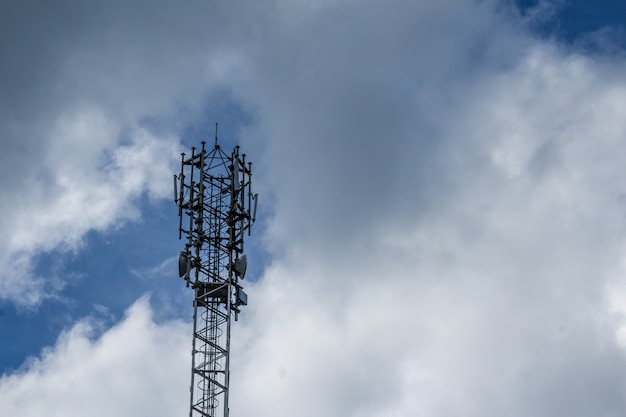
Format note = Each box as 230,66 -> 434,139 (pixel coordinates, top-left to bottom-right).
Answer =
0,113 -> 181,305
130,255 -> 178,281
0,297 -> 189,417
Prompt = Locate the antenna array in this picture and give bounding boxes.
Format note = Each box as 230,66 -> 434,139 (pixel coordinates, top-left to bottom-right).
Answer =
175,137 -> 258,417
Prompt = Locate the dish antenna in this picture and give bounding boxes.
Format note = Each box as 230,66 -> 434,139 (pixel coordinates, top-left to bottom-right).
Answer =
233,254 -> 248,279
178,251 -> 190,279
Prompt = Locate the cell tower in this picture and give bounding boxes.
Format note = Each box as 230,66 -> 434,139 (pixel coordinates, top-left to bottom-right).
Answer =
174,128 -> 258,417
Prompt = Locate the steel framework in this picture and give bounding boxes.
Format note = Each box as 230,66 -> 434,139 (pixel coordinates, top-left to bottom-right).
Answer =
175,135 -> 257,417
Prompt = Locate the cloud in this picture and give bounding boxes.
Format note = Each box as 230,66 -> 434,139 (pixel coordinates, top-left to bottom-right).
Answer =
0,297 -> 189,417
0,119 -> 181,305
226,2 -> 626,416
235,0 -> 532,254
130,255 -> 178,281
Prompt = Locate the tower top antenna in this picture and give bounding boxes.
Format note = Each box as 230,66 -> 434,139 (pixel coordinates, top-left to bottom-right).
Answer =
214,123 -> 219,147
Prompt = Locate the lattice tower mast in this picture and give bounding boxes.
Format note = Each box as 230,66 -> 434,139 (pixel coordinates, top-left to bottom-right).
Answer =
175,132 -> 258,417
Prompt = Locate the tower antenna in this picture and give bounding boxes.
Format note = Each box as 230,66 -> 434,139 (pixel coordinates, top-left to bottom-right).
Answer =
175,130 -> 257,417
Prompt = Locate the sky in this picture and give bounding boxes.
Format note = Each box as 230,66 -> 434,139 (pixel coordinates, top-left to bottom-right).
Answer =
2,0 -> 626,416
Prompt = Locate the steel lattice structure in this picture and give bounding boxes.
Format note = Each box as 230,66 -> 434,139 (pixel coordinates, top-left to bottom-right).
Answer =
175,136 -> 257,417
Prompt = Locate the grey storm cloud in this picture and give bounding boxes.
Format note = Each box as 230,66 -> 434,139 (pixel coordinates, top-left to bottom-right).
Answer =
3,1 -> 626,417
